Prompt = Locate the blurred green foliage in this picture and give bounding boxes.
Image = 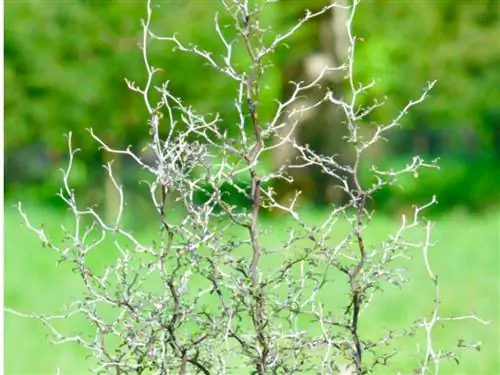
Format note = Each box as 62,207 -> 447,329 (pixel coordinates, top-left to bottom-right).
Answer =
5,0 -> 500,213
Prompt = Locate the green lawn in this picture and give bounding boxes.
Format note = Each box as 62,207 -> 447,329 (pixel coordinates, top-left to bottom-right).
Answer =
4,201 -> 500,374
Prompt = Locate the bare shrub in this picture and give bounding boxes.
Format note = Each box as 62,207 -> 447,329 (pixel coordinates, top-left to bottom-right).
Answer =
8,0 -> 488,374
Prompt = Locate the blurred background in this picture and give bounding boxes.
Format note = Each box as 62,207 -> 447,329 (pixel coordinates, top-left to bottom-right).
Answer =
5,0 -> 500,215
4,1 -> 499,374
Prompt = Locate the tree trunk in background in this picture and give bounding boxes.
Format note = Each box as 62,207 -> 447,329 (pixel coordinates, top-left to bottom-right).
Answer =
273,1 -> 352,206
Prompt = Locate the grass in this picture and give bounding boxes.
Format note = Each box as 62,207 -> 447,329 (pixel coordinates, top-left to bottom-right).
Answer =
4,201 -> 500,374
